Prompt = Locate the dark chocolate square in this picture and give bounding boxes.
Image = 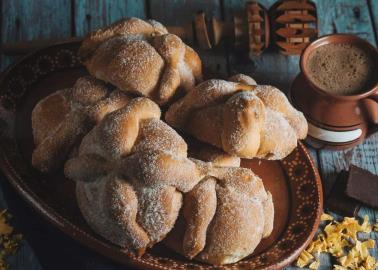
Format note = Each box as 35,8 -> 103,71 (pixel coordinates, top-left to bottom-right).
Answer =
326,170 -> 360,217
346,165 -> 378,208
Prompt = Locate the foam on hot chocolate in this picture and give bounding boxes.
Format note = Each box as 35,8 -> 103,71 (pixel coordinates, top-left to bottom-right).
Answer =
307,43 -> 377,96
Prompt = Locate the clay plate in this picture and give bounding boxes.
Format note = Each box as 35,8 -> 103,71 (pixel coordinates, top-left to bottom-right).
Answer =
0,42 -> 323,270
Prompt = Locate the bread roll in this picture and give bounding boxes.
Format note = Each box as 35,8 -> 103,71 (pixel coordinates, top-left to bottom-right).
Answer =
166,74 -> 308,159
80,17 -> 202,105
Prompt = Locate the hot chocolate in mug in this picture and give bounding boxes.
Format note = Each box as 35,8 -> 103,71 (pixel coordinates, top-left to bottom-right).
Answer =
290,34 -> 378,149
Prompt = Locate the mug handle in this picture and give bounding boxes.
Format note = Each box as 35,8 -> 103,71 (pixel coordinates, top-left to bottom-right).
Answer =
362,93 -> 378,136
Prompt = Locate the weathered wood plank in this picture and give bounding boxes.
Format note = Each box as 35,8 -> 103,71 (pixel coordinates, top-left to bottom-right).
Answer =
228,51 -> 300,93
333,0 -> 376,45
149,0 -> 228,78
316,0 -> 376,45
314,0 -> 338,36
369,0 -> 378,44
0,0 -> 72,71
150,0 -> 221,25
74,0 -> 146,37
307,147 -> 319,168
223,0 -> 276,16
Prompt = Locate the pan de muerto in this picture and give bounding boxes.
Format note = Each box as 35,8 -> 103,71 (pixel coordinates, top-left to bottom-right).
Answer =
165,74 -> 307,159
79,17 -> 202,105
64,98 -> 204,254
32,76 -> 131,173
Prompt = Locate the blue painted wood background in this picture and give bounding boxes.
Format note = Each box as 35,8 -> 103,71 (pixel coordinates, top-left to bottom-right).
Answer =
0,0 -> 378,269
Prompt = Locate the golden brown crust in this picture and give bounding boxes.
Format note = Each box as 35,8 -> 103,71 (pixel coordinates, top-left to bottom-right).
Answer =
221,92 -> 265,158
164,164 -> 274,265
262,192 -> 274,237
80,18 -> 202,105
79,17 -> 168,61
32,76 -> 131,173
166,74 -> 308,160
32,111 -> 91,173
65,97 -> 274,260
65,98 -> 204,253
32,89 -> 71,146
86,37 -> 165,99
165,79 -> 253,128
186,105 -> 224,148
190,144 -> 241,167
182,178 -> 217,258
228,73 -> 257,85
184,45 -> 203,84
76,175 -> 151,250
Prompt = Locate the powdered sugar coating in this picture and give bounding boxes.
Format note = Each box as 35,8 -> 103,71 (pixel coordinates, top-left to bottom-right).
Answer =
79,17 -> 168,60
81,18 -> 202,105
87,37 -> 165,98
32,76 -> 131,173
257,108 -> 297,159
166,74 -> 308,160
65,98 -> 203,253
165,79 -> 241,128
132,118 -> 187,156
164,164 -> 274,265
135,185 -> 182,243
253,85 -> 308,139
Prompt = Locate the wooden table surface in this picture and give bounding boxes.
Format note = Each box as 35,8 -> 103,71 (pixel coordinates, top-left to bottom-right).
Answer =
0,0 -> 377,269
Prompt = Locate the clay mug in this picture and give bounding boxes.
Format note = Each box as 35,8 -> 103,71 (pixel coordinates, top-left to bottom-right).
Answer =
290,34 -> 378,150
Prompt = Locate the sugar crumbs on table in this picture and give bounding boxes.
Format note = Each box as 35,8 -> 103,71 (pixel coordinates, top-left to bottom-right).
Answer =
295,213 -> 378,270
0,209 -> 22,270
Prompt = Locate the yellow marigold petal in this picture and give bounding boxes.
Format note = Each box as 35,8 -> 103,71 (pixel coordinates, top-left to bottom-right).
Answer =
296,250 -> 314,267
0,208 -> 22,270
321,213 -> 334,221
299,215 -> 377,270
339,256 -> 348,266
0,210 -> 13,236
324,223 -> 337,236
309,260 -> 320,270
363,255 -> 377,270
362,239 -> 375,249
296,258 -> 309,268
351,215 -> 372,234
334,265 -> 348,270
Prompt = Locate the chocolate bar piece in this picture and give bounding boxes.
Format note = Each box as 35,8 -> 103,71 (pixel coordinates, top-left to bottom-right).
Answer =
346,165 -> 378,208
326,170 -> 360,217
